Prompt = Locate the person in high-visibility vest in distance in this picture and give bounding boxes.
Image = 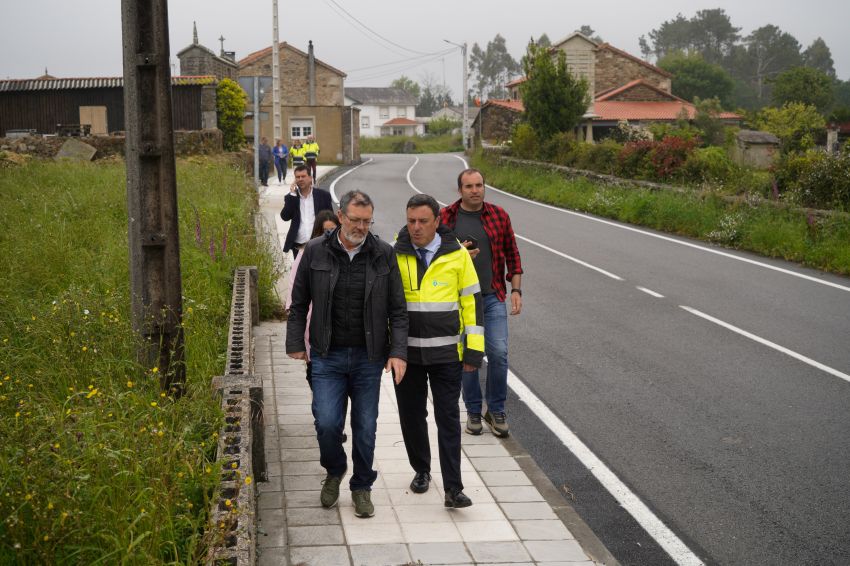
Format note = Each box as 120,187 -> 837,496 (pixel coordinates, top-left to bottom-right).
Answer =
290,139 -> 306,170
392,193 -> 483,509
304,135 -> 320,181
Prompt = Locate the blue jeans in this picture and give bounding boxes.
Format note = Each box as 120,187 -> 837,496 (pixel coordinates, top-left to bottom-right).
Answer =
311,347 -> 384,491
462,293 -> 509,414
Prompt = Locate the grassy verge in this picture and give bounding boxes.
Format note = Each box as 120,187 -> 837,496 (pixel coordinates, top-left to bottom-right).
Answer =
472,151 -> 850,275
0,156 -> 280,563
361,133 -> 463,154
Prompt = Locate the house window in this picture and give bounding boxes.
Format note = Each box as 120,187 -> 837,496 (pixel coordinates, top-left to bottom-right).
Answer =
290,119 -> 313,139
379,106 -> 389,119
397,107 -> 406,117
392,127 -> 405,136
361,116 -> 370,129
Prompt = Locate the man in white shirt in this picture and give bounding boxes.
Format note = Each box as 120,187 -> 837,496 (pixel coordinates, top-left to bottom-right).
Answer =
280,165 -> 334,258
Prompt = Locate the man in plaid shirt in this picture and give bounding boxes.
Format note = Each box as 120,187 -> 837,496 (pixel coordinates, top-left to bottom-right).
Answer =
440,168 -> 523,437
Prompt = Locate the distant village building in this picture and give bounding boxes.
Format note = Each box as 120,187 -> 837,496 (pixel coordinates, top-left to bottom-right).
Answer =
431,105 -> 480,124
239,40 -> 360,164
486,32 -> 740,144
177,22 -> 237,81
345,87 -> 422,137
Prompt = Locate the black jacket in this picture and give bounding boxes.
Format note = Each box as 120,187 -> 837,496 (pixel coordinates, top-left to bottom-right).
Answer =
280,187 -> 334,252
286,228 -> 408,362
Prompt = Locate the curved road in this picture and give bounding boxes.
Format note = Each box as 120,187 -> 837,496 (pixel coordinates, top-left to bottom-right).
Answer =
329,153 -> 850,565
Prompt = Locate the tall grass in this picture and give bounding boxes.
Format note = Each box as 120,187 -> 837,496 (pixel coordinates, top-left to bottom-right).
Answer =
472,152 -> 850,275
0,156 -> 280,563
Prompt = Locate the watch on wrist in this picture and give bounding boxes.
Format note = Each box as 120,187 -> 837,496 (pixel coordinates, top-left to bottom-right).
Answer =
511,289 -> 522,296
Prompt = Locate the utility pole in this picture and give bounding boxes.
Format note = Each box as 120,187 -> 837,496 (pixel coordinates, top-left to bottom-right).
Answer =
272,0 -> 281,142
121,0 -> 185,393
444,39 -> 470,149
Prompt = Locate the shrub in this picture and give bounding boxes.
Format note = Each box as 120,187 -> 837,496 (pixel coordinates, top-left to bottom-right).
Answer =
617,140 -> 656,178
579,140 -> 623,174
542,131 -> 577,164
510,123 -> 538,159
216,78 -> 247,151
427,116 -> 461,136
756,102 -> 826,154
609,120 -> 653,143
649,136 -> 699,179
774,151 -> 850,210
681,146 -> 736,183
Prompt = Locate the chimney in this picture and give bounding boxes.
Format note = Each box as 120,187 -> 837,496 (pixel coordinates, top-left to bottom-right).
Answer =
193,21 -> 198,45
308,40 -> 316,106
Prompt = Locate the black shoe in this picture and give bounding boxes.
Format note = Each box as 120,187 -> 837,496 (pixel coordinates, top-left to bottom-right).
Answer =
409,471 -> 431,494
444,488 -> 472,508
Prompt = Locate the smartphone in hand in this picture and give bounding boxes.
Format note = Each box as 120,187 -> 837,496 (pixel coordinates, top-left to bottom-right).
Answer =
462,235 -> 478,250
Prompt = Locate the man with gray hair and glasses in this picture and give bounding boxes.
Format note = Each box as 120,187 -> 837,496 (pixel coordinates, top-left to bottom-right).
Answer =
287,190 -> 408,518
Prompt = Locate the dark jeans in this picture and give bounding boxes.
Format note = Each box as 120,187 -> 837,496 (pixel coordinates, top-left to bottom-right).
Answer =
306,158 -> 317,180
394,361 -> 464,491
259,160 -> 270,185
311,346 -> 384,491
274,158 -> 287,182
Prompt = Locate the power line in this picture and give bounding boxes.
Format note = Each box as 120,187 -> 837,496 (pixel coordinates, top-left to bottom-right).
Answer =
347,50 -> 459,84
324,0 -> 440,57
346,47 -> 456,74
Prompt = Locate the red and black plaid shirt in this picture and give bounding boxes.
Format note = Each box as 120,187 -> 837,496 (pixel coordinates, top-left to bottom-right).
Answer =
441,199 -> 523,301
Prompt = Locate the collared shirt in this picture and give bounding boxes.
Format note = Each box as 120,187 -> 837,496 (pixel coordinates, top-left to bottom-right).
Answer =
414,232 -> 442,269
337,231 -> 365,260
295,189 -> 315,245
440,200 -> 523,302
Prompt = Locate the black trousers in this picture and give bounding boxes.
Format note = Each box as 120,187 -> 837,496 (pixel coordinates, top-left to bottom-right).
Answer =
394,361 -> 464,491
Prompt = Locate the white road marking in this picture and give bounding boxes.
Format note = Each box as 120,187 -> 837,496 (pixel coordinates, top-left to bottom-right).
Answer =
637,286 -> 665,298
329,157 -> 373,204
516,234 -> 623,281
680,306 -> 850,384
452,155 -> 850,294
508,370 -> 706,566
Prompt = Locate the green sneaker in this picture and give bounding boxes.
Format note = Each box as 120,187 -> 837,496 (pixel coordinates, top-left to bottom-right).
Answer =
320,474 -> 343,508
352,489 -> 374,518
484,411 -> 510,438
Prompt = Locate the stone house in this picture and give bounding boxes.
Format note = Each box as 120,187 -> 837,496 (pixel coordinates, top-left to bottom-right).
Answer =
732,130 -> 780,169
431,105 -> 480,124
470,99 -> 522,142
344,87 -> 423,137
176,22 -> 238,81
238,41 -> 360,164
496,32 -> 739,144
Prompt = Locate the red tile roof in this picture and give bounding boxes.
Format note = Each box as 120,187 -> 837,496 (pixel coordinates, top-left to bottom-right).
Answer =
382,117 -> 418,126
505,77 -> 527,88
483,99 -> 524,112
595,79 -> 683,102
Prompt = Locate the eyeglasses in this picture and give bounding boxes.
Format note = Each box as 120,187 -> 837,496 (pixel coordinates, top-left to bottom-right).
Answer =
344,215 -> 374,228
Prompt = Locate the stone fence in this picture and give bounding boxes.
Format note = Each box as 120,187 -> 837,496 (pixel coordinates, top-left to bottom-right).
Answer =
207,266 -> 264,566
0,129 -> 223,160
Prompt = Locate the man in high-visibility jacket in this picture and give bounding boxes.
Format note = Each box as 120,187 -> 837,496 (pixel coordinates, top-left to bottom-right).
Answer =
303,135 -> 320,180
290,139 -> 306,169
393,193 -> 483,509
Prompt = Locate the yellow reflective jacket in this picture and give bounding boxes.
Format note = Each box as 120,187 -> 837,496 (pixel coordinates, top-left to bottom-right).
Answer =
303,141 -> 320,160
394,224 -> 484,367
290,145 -> 306,165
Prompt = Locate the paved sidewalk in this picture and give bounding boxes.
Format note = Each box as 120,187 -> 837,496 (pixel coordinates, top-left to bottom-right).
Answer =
253,166 -> 609,565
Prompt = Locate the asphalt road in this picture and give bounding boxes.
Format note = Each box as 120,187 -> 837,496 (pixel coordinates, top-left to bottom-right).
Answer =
328,153 -> 850,565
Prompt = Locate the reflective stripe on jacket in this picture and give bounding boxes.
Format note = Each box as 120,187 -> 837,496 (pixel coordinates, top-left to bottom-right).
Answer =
303,141 -> 320,160
290,145 -> 306,164
394,224 -> 484,367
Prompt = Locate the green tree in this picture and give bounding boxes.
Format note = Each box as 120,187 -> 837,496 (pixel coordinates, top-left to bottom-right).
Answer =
771,67 -> 834,113
535,33 -> 551,48
519,42 -> 589,140
390,75 -> 421,100
576,25 -> 603,43
416,73 -> 453,117
692,97 -> 727,146
469,34 -> 521,100
642,9 -> 738,64
427,116 -> 461,135
216,78 -> 247,151
658,52 -> 734,106
802,37 -> 836,78
756,102 -> 826,153
733,25 -> 802,103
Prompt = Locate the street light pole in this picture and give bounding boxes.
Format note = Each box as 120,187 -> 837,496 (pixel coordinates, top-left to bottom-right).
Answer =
444,39 -> 469,149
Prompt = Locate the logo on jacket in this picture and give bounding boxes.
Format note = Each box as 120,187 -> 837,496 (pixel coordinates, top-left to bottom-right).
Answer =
431,280 -> 448,287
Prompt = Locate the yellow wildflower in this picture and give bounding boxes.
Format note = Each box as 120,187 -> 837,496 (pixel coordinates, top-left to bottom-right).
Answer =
127,381 -> 134,388
86,389 -> 98,399
151,367 -> 159,374
224,499 -> 232,507
150,402 -> 157,407
244,476 -> 252,485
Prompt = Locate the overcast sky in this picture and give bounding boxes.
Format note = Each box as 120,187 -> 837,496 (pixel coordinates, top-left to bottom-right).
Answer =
2,0 -> 847,100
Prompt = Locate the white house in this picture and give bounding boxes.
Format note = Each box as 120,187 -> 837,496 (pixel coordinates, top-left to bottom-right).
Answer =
345,87 -> 423,137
